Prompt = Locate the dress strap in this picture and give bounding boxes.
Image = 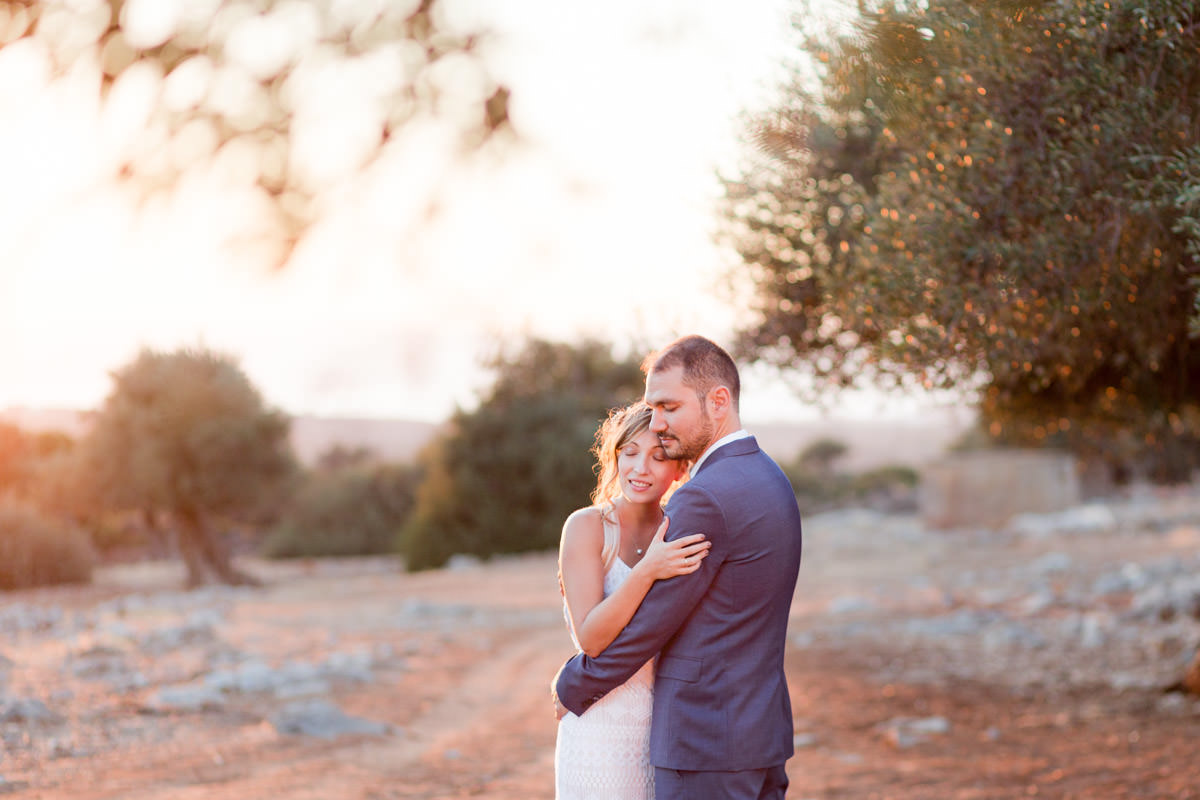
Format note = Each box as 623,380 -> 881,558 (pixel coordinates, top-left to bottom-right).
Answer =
598,503 -> 620,572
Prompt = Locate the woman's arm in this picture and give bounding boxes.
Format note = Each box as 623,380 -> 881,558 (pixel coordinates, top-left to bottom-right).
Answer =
559,511 -> 709,658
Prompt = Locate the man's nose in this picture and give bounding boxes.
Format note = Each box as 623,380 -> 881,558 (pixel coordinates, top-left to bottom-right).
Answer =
649,410 -> 667,432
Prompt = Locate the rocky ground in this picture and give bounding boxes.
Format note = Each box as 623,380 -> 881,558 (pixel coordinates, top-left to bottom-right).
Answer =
2,486 -> 1199,799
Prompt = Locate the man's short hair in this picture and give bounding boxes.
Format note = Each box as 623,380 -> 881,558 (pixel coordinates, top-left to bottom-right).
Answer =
642,335 -> 740,410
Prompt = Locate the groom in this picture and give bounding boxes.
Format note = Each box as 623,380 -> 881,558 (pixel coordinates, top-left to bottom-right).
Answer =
554,335 -> 804,799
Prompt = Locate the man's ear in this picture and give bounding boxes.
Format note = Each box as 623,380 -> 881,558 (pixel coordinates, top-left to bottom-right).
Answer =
706,385 -> 732,420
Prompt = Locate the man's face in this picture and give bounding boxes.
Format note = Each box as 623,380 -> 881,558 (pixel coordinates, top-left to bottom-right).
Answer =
644,365 -> 715,461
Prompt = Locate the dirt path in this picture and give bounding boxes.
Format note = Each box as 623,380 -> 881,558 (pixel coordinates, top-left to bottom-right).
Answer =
784,647 -> 1199,800
3,511 -> 1200,799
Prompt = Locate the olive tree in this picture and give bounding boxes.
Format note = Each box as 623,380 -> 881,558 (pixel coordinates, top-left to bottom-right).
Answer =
723,0 -> 1200,478
78,347 -> 295,586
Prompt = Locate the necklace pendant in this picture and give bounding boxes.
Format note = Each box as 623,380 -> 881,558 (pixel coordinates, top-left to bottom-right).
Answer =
636,547 -> 644,555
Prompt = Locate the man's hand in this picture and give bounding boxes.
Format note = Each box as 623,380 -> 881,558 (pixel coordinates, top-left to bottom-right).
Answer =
550,660 -> 570,720
550,678 -> 569,720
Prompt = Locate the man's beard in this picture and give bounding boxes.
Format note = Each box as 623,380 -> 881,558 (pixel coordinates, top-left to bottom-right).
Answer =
661,412 -> 715,462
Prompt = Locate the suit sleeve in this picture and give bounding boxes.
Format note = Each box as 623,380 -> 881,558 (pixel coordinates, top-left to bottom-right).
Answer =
555,483 -> 728,715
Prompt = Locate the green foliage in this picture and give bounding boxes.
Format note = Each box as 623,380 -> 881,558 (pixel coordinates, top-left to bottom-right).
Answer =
781,451 -> 919,514
852,464 -> 919,492
0,422 -> 31,492
401,338 -> 644,571
77,347 -> 296,521
948,424 -> 1006,453
0,499 -> 95,591
263,463 -> 420,558
84,513 -> 157,558
0,422 -> 89,523
798,437 -> 849,471
725,0 -> 1200,477
315,444 -> 379,472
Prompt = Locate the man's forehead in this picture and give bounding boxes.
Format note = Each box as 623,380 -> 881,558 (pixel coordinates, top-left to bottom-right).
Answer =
644,366 -> 689,401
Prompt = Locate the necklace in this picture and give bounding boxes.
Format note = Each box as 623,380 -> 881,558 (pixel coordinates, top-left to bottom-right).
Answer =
633,516 -> 663,556
618,501 -> 662,557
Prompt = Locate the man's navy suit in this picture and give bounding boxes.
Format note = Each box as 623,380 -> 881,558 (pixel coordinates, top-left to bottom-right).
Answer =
555,436 -> 803,794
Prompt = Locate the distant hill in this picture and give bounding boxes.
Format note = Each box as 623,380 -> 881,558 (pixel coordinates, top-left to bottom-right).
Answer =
1,407 -> 974,471
749,409 -> 976,472
0,407 -> 91,437
0,407 -> 442,467
289,416 -> 442,465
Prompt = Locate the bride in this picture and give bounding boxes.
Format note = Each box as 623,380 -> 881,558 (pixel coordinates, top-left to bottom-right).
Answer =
554,401 -> 711,799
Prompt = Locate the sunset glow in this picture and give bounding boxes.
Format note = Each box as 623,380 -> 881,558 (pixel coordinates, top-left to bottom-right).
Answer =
0,1 -> 884,423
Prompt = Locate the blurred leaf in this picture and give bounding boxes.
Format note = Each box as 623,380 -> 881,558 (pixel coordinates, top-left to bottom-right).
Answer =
0,0 -> 512,263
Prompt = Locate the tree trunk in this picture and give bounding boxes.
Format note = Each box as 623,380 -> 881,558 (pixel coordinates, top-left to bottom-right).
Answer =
175,509 -> 261,588
139,509 -> 172,560
173,518 -> 212,589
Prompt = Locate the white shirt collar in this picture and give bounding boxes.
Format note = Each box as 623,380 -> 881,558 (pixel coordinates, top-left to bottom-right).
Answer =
689,429 -> 751,477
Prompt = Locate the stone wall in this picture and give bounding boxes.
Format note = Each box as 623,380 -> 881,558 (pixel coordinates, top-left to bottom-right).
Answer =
920,449 -> 1081,530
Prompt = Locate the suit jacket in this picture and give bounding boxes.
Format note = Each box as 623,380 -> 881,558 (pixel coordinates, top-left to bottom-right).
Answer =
555,436 -> 803,771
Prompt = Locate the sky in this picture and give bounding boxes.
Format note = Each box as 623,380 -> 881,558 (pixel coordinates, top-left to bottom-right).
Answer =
0,0 -> 948,425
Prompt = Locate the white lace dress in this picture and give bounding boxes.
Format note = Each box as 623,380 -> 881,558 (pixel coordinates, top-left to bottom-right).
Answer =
554,551 -> 655,799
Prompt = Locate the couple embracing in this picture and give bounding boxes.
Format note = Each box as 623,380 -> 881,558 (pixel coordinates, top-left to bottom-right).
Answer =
552,335 -> 804,800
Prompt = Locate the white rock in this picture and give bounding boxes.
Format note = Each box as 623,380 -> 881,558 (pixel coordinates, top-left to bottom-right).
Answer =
0,697 -> 63,724
1157,693 -> 1189,713
1079,615 -> 1109,649
273,679 -> 331,699
793,732 -> 819,748
1019,591 -> 1056,615
144,684 -> 225,712
322,650 -> 373,683
1032,552 -> 1073,575
875,716 -> 951,748
983,623 -> 1045,651
137,618 -> 217,654
205,660 -> 275,693
791,632 -> 815,648
1107,671 -> 1160,691
828,596 -> 875,614
270,700 -> 390,739
1007,505 -> 1117,538
445,554 -> 482,571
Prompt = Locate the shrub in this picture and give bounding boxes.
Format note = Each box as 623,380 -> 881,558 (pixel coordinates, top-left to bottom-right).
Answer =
400,339 -> 644,571
849,465 -> 921,512
782,457 -> 921,515
852,465 -> 919,491
797,438 -> 849,472
0,500 -> 95,590
263,463 -> 419,559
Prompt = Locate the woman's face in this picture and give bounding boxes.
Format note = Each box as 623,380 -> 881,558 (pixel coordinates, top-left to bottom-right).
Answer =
617,428 -> 682,505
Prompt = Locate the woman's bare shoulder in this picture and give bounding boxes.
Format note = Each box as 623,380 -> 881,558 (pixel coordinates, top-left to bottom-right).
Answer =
561,506 -> 605,542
